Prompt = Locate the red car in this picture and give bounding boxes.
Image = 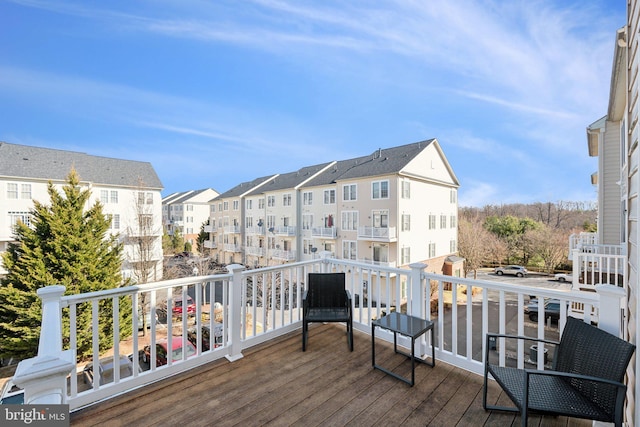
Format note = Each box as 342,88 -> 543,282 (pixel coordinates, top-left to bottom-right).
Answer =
172,295 -> 196,316
142,336 -> 197,367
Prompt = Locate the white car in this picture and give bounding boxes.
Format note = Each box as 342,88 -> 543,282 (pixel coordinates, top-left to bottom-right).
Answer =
554,273 -> 573,283
494,265 -> 528,277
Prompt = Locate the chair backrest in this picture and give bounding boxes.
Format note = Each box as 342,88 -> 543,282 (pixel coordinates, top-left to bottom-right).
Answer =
555,316 -> 635,419
307,273 -> 347,308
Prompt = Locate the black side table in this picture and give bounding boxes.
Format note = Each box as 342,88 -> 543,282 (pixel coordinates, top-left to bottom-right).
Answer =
371,312 -> 435,386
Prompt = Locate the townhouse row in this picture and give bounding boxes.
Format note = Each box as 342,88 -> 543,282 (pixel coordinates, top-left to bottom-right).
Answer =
205,139 -> 462,276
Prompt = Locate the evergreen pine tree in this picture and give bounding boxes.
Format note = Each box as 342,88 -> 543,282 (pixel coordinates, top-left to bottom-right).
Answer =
0,170 -> 132,360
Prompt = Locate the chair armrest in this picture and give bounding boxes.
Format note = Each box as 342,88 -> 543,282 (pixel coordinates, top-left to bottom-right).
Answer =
524,369 -> 628,389
486,332 -> 559,347
303,290 -> 309,310
345,290 -> 352,307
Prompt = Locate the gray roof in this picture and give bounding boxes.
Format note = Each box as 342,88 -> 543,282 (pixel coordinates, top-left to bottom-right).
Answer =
214,175 -> 277,200
302,140 -> 435,187
167,188 -> 215,204
244,162 -> 333,196
0,142 -> 163,189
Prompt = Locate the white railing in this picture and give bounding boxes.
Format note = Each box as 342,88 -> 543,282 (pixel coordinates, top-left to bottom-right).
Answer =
271,249 -> 296,261
311,227 -> 337,238
203,225 -> 213,233
223,225 -> 241,234
357,226 -> 397,241
273,226 -> 296,236
203,240 -> 216,249
245,226 -> 265,235
14,253 -> 627,414
571,248 -> 626,289
223,244 -> 242,252
245,246 -> 265,257
359,258 -> 397,268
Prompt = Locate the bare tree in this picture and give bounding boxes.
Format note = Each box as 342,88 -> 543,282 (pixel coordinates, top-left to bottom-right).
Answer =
527,225 -> 570,274
458,217 -> 500,278
128,179 -> 162,333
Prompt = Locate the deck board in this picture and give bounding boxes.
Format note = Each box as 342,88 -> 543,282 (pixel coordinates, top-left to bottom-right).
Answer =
71,324 -> 591,427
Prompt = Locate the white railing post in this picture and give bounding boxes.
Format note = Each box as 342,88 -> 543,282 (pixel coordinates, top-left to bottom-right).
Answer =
571,249 -> 581,290
408,263 -> 427,318
319,250 -> 332,272
12,285 -> 75,404
226,264 -> 246,362
595,284 -> 626,338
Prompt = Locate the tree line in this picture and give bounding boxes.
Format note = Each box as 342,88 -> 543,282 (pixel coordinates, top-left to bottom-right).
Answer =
458,201 -> 597,278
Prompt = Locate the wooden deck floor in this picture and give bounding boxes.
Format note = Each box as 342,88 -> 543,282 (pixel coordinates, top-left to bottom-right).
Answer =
71,324 -> 591,426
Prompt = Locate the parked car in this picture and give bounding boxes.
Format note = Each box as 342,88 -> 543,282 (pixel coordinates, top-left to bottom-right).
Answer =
83,354 -> 139,386
172,295 -> 196,316
141,337 -> 197,367
494,265 -> 528,277
187,323 -> 223,351
0,379 -> 23,404
554,273 -> 573,283
524,298 -> 566,322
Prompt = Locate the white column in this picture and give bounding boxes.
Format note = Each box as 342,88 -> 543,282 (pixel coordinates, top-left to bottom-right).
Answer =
226,264 -> 246,362
12,285 -> 75,404
595,283 -> 626,337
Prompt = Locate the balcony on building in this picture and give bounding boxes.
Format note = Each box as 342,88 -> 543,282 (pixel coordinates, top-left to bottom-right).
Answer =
311,226 -> 337,238
223,225 -> 241,234
203,224 -> 213,233
13,254 -> 626,427
203,240 -> 217,249
223,243 -> 242,252
245,226 -> 265,235
273,226 -> 296,236
245,246 -> 265,257
357,226 -> 397,242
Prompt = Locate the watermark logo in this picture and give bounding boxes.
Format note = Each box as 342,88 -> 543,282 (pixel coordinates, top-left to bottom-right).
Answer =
2,405 -> 69,427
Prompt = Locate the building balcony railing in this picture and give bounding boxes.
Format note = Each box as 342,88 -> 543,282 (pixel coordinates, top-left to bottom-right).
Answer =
357,226 -> 397,242
203,240 -> 216,249
245,226 -> 265,235
358,258 -> 396,268
245,246 -> 265,257
203,225 -> 213,233
14,253 -> 630,420
223,225 -> 241,234
271,249 -> 296,260
311,226 -> 337,238
272,226 -> 296,236
223,244 -> 242,252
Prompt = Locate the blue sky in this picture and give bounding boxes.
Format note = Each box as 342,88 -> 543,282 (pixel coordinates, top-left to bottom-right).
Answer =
0,0 -> 625,207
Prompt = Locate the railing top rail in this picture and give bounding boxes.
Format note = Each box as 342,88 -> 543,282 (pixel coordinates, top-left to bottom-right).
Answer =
60,272 -> 232,305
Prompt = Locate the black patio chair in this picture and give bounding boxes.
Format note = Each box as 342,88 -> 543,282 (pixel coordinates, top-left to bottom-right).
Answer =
483,316 -> 635,427
302,272 -> 353,352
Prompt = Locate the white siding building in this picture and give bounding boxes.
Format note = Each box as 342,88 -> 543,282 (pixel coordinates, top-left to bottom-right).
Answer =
162,188 -> 219,251
0,142 -> 164,281
207,140 -> 460,276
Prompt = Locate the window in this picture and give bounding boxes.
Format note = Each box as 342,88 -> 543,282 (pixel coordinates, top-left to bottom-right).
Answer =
428,214 -> 436,230
303,191 -> 313,206
450,189 -> 457,204
258,199 -> 265,209
372,180 -> 389,199
266,215 -> 276,229
112,214 -> 120,230
428,243 -> 436,258
267,196 -> 275,207
372,244 -> 388,263
440,215 -> 447,228
138,214 -> 153,230
302,214 -> 313,230
402,214 -> 411,231
450,215 -> 457,228
19,184 -> 31,199
138,192 -> 153,205
246,200 -> 253,210
233,200 -> 239,210
110,191 -> 118,204
9,211 -> 30,228
342,184 -> 357,201
146,192 -> 153,204
218,203 -> 223,211
401,247 -> 411,265
324,189 -> 335,204
186,204 -> 193,211
246,217 -> 253,227
283,193 -> 292,206
303,239 -> 313,254
186,216 -> 193,223
342,241 -> 357,260
100,190 -> 109,203
450,239 -> 457,253
401,181 -> 410,199
7,183 -> 17,199
223,201 -> 229,211
373,210 -> 389,228
341,211 -> 358,231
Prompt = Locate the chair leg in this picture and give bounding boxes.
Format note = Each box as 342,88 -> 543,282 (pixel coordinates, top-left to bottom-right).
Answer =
348,318 -> 353,351
302,320 -> 307,351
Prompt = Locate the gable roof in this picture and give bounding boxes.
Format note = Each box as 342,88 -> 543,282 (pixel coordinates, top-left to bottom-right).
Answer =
244,162 -> 334,196
0,142 -> 163,189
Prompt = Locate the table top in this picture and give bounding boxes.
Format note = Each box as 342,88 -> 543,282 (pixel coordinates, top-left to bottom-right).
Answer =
372,312 -> 433,338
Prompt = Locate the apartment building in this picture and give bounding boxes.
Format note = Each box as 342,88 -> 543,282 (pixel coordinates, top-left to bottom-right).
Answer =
591,7 -> 640,424
207,140 -> 461,275
0,142 -> 164,281
162,188 -> 219,250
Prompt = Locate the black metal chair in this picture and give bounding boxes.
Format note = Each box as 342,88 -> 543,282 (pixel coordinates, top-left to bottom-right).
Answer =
483,316 -> 635,427
302,272 -> 353,352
